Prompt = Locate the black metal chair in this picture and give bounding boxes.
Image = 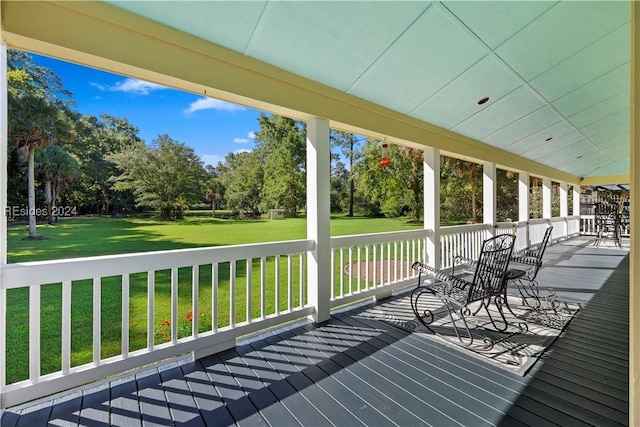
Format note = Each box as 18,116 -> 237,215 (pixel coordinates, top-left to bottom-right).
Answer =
410,234 -> 517,349
506,226 -> 553,310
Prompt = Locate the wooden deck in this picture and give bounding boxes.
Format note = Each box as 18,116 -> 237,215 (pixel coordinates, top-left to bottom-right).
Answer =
1,236 -> 629,426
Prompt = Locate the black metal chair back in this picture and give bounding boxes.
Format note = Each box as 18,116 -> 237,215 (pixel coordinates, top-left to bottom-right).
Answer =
511,225 -> 553,280
466,234 -> 515,304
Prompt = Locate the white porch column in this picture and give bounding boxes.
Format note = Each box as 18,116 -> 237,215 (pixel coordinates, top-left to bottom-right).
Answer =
630,1 -> 640,423
573,185 -> 581,217
0,42 -> 7,400
424,147 -> 440,269
306,117 -> 331,323
542,177 -> 552,220
519,171 -> 530,246
560,181 -> 568,238
483,161 -> 496,236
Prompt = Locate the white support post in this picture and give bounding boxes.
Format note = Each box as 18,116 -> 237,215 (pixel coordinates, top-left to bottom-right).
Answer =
483,161 -> 496,236
519,171 -> 530,246
542,177 -> 552,220
630,2 -> 640,423
306,117 -> 331,323
0,42 -> 6,405
560,182 -> 568,239
573,184 -> 581,217
424,148 -> 440,269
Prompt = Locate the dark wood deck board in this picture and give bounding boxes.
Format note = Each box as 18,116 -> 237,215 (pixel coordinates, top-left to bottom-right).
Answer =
1,237 -> 629,427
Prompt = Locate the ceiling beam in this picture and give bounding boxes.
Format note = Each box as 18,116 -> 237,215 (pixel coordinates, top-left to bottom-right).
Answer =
580,174 -> 630,186
1,0 -> 579,184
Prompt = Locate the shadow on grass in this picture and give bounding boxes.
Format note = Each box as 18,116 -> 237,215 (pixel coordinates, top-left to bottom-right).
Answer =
7,216 -> 220,263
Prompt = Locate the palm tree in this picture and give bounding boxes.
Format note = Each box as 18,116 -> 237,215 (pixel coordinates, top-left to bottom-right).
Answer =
36,144 -> 79,224
9,94 -> 68,237
204,177 -> 225,218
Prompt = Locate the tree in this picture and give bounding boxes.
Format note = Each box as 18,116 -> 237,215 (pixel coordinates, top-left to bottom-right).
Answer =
331,131 -> 362,216
36,144 -> 79,224
9,94 -> 69,237
330,161 -> 349,213
254,114 -> 306,217
69,113 -> 142,215
441,157 -> 482,223
8,49 -> 72,237
218,151 -> 264,217
109,134 -> 206,220
204,165 -> 226,218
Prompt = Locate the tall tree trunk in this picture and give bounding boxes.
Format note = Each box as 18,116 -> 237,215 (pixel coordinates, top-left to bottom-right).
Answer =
44,179 -> 53,225
348,142 -> 354,217
28,145 -> 37,238
211,200 -> 216,218
348,179 -> 354,217
471,167 -> 477,223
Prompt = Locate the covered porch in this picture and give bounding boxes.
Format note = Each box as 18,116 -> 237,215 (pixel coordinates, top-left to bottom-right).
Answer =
0,1 -> 638,424
1,236 -> 629,426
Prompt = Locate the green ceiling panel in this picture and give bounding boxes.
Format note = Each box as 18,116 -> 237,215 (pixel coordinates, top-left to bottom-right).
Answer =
510,121 -> 580,156
552,63 -> 630,117
540,141 -> 597,163
496,1 -> 629,82
347,4 -> 486,113
580,108 -> 629,138
444,1 -> 555,50
244,1 -> 431,90
588,158 -> 629,178
104,1 -> 631,178
529,131 -> 587,160
108,1 -> 266,53
452,86 -> 545,140
568,91 -> 628,129
529,23 -> 629,102
483,106 -> 562,148
409,54 -> 522,130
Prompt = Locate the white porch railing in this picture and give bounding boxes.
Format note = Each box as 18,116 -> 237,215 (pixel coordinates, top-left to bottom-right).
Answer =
439,224 -> 490,270
0,216 -> 585,409
329,229 -> 431,307
0,240 -> 313,408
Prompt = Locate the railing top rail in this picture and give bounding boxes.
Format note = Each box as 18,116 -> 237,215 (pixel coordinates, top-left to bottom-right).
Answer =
330,228 -> 432,248
529,218 -> 551,225
1,239 -> 314,289
439,223 -> 491,235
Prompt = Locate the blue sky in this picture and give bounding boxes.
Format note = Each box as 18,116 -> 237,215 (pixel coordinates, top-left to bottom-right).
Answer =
32,53 -> 264,166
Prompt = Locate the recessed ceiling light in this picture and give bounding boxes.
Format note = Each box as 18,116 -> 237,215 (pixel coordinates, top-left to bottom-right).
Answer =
576,155 -> 583,159
545,137 -> 553,142
477,97 -> 490,106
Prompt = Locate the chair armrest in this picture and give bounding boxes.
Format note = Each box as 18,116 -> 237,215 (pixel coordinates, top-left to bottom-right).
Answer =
411,262 -> 470,290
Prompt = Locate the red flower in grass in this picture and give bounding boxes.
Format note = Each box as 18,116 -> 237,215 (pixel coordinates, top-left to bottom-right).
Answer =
185,311 -> 193,322
161,320 -> 170,327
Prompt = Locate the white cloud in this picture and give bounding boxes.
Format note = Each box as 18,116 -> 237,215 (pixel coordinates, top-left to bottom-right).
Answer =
233,137 -> 250,144
200,154 -> 225,166
247,131 -> 256,139
90,78 -> 166,95
184,97 -> 245,114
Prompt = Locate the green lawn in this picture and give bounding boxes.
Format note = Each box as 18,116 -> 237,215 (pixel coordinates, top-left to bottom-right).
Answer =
7,214 -> 422,263
5,213 -> 425,384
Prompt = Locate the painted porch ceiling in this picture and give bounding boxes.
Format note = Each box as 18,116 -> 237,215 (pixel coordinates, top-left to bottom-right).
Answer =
108,1 -> 630,179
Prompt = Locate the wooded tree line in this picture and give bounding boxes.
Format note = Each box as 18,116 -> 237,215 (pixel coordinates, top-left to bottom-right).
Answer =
8,49 -> 560,238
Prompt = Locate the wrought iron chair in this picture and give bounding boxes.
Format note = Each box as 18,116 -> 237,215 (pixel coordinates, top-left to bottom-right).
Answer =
506,225 -> 553,310
410,234 -> 517,349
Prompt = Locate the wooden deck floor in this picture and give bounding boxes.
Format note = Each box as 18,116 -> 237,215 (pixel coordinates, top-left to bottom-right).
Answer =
1,236 -> 629,426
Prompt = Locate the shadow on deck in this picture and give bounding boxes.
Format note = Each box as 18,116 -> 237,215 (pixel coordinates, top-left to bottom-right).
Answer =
1,237 -> 629,426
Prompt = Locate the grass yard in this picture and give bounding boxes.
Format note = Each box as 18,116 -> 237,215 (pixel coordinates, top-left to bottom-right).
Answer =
5,214 -> 425,384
